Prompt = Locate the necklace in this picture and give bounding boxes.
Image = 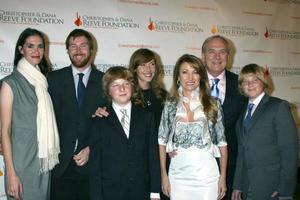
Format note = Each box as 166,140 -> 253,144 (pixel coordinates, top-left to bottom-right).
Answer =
143,90 -> 152,106
146,100 -> 151,106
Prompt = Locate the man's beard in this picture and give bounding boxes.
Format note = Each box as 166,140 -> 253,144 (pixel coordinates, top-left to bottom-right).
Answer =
70,53 -> 92,68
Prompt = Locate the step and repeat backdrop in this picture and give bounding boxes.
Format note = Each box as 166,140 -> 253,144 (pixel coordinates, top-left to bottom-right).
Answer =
1,0 -> 300,198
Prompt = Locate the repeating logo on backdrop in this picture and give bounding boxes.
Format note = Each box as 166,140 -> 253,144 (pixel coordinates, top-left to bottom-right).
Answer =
117,0 -> 159,6
210,24 -> 259,37
266,65 -> 300,77
232,64 -> 300,78
0,61 -> 14,77
148,17 -> 203,33
74,12 -> 139,29
0,10 -> 64,25
264,0 -> 300,4
264,26 -> 300,40
74,12 -> 82,26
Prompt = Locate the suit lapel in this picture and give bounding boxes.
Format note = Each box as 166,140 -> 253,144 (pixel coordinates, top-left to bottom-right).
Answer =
237,104 -> 247,138
247,94 -> 269,131
128,105 -> 138,141
223,70 -> 234,107
82,68 -> 99,111
242,94 -> 269,143
106,106 -> 128,140
65,66 -> 79,110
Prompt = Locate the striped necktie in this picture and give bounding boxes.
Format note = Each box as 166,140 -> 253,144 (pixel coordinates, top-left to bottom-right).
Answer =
211,78 -> 220,99
120,109 -> 130,137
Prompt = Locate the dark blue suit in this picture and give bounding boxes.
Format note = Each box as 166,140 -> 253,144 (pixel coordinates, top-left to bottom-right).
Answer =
47,66 -> 106,199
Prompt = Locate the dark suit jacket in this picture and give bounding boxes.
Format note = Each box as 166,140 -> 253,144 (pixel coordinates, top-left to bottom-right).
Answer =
233,94 -> 298,199
222,70 -> 247,188
89,104 -> 161,200
47,66 -> 105,177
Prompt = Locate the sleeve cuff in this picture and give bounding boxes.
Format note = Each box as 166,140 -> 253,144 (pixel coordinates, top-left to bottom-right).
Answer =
278,196 -> 293,200
150,192 -> 160,199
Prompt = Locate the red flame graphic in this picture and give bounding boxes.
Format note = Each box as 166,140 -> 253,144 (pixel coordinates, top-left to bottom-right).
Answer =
148,18 -> 155,31
264,65 -> 270,76
74,12 -> 82,27
211,25 -> 218,35
264,26 -> 269,38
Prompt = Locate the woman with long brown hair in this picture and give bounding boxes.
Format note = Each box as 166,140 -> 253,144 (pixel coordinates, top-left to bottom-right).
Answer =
128,48 -> 167,126
158,54 -> 227,200
0,28 -> 60,200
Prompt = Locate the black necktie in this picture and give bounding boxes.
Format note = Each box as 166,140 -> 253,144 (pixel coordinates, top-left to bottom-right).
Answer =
77,73 -> 85,106
243,103 -> 254,129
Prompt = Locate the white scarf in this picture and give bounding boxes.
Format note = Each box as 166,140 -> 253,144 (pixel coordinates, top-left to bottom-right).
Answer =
17,57 -> 60,173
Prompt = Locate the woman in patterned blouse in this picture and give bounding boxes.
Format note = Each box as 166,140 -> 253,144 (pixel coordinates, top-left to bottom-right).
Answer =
158,54 -> 228,200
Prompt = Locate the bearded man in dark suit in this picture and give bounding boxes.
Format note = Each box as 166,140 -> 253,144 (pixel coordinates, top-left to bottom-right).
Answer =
48,29 -> 106,200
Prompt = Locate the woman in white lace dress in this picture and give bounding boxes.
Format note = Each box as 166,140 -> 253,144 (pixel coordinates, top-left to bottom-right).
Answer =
158,54 -> 228,200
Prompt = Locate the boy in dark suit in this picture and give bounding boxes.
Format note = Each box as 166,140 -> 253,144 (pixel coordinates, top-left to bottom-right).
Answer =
232,64 -> 298,200
89,66 -> 161,200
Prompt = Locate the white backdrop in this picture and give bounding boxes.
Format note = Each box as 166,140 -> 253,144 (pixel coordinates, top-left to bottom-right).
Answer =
1,0 -> 300,198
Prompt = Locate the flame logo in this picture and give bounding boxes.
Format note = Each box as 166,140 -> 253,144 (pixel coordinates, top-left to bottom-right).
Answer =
264,26 -> 269,38
211,25 -> 218,35
148,18 -> 155,31
0,170 -> 3,176
264,65 -> 270,76
74,12 -> 82,27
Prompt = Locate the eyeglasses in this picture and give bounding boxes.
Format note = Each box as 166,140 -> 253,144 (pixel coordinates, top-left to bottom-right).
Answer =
69,43 -> 89,51
241,78 -> 260,87
205,49 -> 228,58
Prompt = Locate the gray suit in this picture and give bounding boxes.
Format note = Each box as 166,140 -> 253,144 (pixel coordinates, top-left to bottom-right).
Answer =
233,94 -> 298,200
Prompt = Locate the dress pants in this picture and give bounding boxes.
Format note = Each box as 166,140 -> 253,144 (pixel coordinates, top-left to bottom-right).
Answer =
51,160 -> 89,200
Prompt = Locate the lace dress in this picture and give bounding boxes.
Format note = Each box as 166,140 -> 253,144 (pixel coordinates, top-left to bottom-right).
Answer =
169,120 -> 220,200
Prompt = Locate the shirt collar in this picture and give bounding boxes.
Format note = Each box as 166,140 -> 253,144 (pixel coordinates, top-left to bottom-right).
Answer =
178,86 -> 200,102
112,101 -> 132,112
72,65 -> 92,77
207,70 -> 226,83
249,92 -> 265,106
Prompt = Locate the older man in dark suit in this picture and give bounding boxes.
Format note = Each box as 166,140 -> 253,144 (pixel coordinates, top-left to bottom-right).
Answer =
202,35 -> 247,199
48,29 -> 106,200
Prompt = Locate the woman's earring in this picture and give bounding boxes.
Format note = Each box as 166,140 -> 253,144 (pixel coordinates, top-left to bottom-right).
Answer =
177,79 -> 180,85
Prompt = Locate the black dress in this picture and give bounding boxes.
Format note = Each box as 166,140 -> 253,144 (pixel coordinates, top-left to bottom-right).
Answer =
141,89 -> 167,128
141,89 -> 170,200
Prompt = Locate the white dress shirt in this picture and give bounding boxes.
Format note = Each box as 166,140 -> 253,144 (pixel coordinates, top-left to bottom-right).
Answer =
72,65 -> 92,97
112,101 -> 132,138
246,91 -> 265,117
70,65 -> 92,153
